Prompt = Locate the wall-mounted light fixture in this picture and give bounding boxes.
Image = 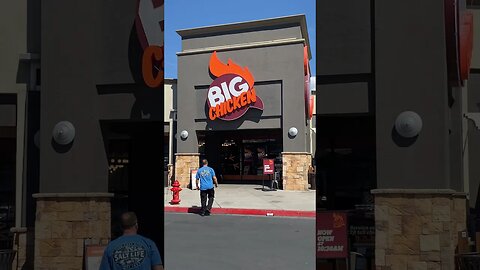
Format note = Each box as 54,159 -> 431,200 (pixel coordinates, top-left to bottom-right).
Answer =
288,127 -> 298,137
52,121 -> 75,145
180,130 -> 189,140
394,111 -> 423,138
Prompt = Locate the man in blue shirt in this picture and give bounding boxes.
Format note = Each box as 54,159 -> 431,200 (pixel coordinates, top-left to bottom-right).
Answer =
100,212 -> 163,270
196,159 -> 219,216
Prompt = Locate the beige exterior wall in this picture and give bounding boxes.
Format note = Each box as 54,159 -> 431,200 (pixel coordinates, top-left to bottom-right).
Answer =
471,9 -> 480,69
0,0 -> 28,229
164,80 -> 175,122
0,0 -> 27,93
165,79 -> 176,166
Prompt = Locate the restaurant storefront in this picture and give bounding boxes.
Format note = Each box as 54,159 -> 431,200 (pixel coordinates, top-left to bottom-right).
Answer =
317,0 -> 478,269
197,129 -> 283,183
173,15 -> 315,191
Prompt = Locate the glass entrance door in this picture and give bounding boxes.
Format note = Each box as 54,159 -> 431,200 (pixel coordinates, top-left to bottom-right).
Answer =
239,139 -> 281,181
199,129 -> 282,183
0,136 -> 15,249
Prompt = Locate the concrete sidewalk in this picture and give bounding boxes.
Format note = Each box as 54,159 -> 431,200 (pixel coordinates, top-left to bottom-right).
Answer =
164,184 -> 315,216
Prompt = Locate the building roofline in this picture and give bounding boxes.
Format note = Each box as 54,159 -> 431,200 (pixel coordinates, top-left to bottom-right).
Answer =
176,14 -> 311,59
164,78 -> 177,84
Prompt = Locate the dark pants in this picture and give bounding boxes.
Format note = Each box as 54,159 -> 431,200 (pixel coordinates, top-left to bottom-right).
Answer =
200,188 -> 215,213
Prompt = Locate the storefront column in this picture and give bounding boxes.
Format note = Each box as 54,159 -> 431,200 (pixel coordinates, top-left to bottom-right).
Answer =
33,193 -> 113,269
282,152 -> 311,191
10,227 -> 33,270
372,189 -> 467,270
174,153 -> 199,188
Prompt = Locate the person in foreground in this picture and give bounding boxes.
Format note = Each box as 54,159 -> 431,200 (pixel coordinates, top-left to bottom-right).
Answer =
196,159 -> 219,216
100,212 -> 163,270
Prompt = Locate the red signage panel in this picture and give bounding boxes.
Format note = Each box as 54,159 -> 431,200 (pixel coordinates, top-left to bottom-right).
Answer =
304,45 -> 312,120
135,0 -> 164,88
263,159 -> 274,175
460,12 -> 473,82
317,211 -> 349,259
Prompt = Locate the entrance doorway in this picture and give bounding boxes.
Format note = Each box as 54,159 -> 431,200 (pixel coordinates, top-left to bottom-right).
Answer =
102,121 -> 164,260
198,129 -> 282,184
0,94 -> 16,249
0,134 -> 15,249
316,116 -> 376,210
316,116 -> 377,268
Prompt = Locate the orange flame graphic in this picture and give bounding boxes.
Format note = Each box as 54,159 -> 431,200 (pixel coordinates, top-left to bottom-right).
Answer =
209,51 -> 255,89
333,213 -> 345,229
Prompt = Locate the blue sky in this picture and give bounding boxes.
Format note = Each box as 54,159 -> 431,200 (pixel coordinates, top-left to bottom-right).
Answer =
164,0 -> 316,79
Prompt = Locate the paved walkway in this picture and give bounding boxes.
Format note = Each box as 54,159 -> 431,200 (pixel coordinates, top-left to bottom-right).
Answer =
165,213 -> 315,270
164,184 -> 315,216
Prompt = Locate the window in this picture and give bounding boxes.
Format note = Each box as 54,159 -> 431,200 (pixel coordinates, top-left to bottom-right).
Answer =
467,0 -> 480,7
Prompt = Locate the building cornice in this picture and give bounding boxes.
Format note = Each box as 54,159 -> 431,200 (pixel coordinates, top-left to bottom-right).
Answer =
177,14 -> 311,58
177,38 -> 305,56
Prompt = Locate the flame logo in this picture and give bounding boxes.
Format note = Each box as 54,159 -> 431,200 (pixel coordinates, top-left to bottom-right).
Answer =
333,213 -> 345,229
207,51 -> 264,121
209,51 -> 255,90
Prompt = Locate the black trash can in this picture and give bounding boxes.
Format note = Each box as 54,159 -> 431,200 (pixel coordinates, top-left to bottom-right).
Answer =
0,250 -> 16,270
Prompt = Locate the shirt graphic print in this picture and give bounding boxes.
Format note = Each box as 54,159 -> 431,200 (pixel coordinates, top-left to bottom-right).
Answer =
112,242 -> 146,269
196,166 -> 215,190
100,234 -> 162,270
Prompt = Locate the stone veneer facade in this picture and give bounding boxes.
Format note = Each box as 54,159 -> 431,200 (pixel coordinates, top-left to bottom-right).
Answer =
372,189 -> 467,270
282,152 -> 311,191
174,153 -> 200,188
11,227 -> 33,270
33,193 -> 113,270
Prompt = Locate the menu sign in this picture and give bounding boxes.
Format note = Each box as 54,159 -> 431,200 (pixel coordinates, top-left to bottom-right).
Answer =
317,212 -> 348,259
263,159 -> 274,175
191,169 -> 198,190
85,244 -> 106,270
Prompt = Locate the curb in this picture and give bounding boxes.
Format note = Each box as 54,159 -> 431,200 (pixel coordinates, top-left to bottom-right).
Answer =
165,206 -> 315,218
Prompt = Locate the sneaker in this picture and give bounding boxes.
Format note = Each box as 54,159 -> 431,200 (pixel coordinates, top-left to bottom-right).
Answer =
205,211 -> 211,216
200,211 -> 206,216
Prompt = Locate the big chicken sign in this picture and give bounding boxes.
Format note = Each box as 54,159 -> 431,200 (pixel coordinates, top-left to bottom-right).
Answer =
135,0 -> 164,88
207,52 -> 264,121
206,48 -> 313,121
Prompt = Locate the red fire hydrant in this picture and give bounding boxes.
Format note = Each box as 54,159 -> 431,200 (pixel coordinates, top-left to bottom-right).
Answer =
170,180 -> 182,204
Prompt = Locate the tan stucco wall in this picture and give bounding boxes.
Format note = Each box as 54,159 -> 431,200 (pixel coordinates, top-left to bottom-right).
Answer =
164,80 -> 175,122
0,0 -> 28,228
0,0 -> 27,94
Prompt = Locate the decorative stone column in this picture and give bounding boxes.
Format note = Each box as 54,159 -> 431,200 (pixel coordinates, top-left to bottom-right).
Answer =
372,189 -> 467,270
167,163 -> 174,185
282,152 -> 311,191
10,227 -> 33,270
174,153 -> 199,188
33,193 -> 113,269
